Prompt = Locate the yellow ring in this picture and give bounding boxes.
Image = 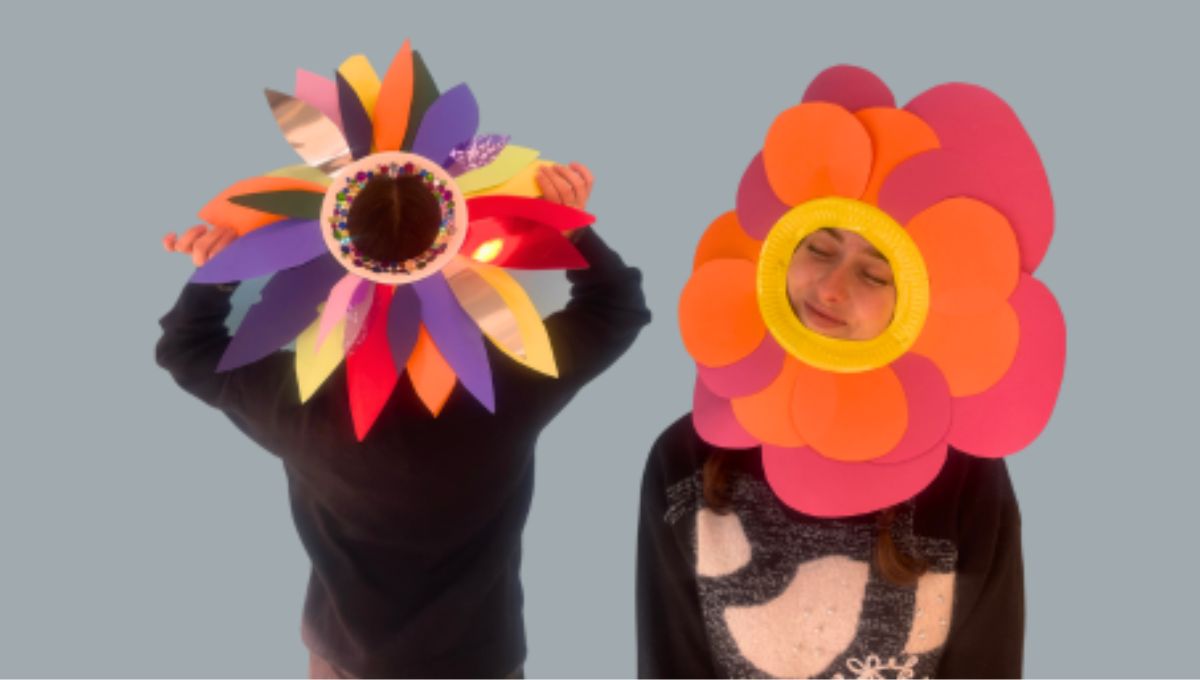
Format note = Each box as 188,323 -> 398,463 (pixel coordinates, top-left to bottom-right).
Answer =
757,197 -> 929,373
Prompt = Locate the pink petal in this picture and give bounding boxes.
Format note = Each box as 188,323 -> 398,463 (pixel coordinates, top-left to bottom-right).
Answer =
868,354 -> 952,466
735,153 -> 790,240
947,275 -> 1065,457
693,379 -> 759,449
762,442 -> 948,518
697,334 -> 786,399
880,84 -> 1054,273
802,65 -> 895,111
295,69 -> 343,130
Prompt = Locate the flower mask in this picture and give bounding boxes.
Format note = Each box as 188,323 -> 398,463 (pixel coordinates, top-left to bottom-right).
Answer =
679,66 -> 1066,517
190,42 -> 593,441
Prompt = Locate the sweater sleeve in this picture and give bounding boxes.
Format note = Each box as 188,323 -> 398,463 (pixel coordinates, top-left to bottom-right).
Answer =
636,428 -> 718,679
541,227 -> 652,392
154,282 -> 301,448
937,459 -> 1025,678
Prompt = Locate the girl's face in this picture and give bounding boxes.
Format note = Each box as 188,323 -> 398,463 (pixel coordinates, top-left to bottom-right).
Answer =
786,228 -> 897,340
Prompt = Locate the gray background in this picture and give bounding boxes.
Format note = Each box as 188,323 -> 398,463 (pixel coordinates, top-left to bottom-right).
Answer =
1,0 -> 1195,676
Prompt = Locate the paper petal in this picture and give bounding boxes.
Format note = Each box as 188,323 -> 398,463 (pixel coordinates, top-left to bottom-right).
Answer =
228,190 -> 323,220
802,64 -> 896,111
730,359 -> 805,447
853,107 -> 940,205
879,149 -> 1052,274
413,274 -> 495,411
470,159 -> 554,198
386,285 -> 421,372
466,196 -> 594,232
679,258 -> 764,368
265,164 -> 333,186
458,146 -> 543,194
693,379 -> 759,449
735,153 -> 790,240
317,274 -> 367,349
947,275 -> 1065,457
447,134 -> 512,176
336,73 -> 374,159
217,255 -> 344,371
345,285 -> 398,441
264,89 -> 352,176
295,69 -> 343,130
191,219 -> 325,284
762,442 -> 947,518
295,310 -> 345,403
868,353 -> 952,466
406,325 -> 457,416
342,281 -> 375,353
697,334 -> 785,399
445,261 -> 557,377
401,50 -> 440,152
337,54 -> 381,114
791,363 -> 908,462
762,102 -> 873,205
373,41 -> 414,152
411,83 -> 479,167
694,210 -> 762,271
461,218 -> 588,270
199,175 -> 327,236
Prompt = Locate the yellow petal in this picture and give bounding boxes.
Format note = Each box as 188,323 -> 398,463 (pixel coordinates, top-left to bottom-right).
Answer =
459,145 -> 540,195
446,260 -> 557,377
296,311 -> 346,402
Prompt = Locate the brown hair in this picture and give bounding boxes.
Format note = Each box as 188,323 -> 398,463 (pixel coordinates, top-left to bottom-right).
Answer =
345,174 -> 442,263
702,450 -> 928,587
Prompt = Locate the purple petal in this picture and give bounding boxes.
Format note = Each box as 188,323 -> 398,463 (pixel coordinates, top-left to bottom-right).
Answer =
412,273 -> 495,411
191,219 -> 325,284
411,84 -> 480,167
217,255 -> 345,371
337,73 -> 373,159
387,285 -> 421,370
446,134 -> 510,176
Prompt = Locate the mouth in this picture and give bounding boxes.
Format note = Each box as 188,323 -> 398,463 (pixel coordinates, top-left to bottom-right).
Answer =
802,301 -> 847,329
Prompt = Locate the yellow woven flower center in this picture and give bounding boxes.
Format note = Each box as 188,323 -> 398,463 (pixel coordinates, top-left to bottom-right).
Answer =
757,197 -> 929,373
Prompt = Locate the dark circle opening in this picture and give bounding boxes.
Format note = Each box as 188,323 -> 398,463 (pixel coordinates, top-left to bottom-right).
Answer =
345,175 -> 443,263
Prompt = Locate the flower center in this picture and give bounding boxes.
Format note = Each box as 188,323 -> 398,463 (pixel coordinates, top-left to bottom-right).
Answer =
757,197 -> 929,373
320,152 -> 467,284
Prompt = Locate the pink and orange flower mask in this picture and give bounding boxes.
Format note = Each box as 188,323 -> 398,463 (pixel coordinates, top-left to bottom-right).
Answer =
679,65 -> 1066,518
189,42 -> 593,441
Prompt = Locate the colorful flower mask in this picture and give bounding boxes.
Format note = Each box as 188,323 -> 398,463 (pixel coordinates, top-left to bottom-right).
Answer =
679,66 -> 1066,517
191,43 -> 593,440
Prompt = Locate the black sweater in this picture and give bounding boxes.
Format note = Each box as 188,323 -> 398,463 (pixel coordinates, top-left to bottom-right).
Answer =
637,416 -> 1024,679
157,228 -> 650,678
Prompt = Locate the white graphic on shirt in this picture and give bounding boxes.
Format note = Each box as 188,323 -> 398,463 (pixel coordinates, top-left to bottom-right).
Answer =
724,555 -> 870,678
696,508 -> 753,577
833,653 -> 922,679
902,572 -> 955,654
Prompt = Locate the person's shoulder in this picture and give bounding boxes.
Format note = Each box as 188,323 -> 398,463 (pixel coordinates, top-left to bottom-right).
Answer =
643,413 -> 712,489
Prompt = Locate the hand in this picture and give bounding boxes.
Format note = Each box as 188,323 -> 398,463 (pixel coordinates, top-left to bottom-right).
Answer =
536,162 -> 594,210
162,224 -> 237,267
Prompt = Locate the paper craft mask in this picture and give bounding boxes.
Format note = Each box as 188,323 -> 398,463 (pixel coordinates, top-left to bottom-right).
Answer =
190,42 -> 593,440
679,65 -> 1066,517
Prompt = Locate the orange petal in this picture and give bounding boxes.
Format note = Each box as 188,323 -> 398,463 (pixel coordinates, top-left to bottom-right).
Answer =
854,107 -> 940,205
406,325 -> 457,416
372,41 -> 414,151
693,211 -> 762,271
731,357 -> 805,447
912,304 -> 1020,397
906,197 -> 1021,315
762,102 -> 872,205
679,258 -> 764,368
791,362 -> 908,462
198,176 -> 326,236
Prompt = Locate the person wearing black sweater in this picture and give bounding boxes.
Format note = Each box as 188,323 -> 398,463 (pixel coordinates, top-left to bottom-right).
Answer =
158,164 -> 651,677
636,417 -> 1023,679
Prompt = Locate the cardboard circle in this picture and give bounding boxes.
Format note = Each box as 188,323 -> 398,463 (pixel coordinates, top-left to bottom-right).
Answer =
756,197 -> 929,373
319,151 -> 467,285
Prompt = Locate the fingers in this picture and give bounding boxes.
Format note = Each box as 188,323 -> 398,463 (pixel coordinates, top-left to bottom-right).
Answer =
173,225 -> 208,254
537,163 -> 594,209
162,232 -> 178,251
192,226 -> 237,267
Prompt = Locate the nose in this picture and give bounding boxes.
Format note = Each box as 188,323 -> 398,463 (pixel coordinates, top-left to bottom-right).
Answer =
815,264 -> 851,304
